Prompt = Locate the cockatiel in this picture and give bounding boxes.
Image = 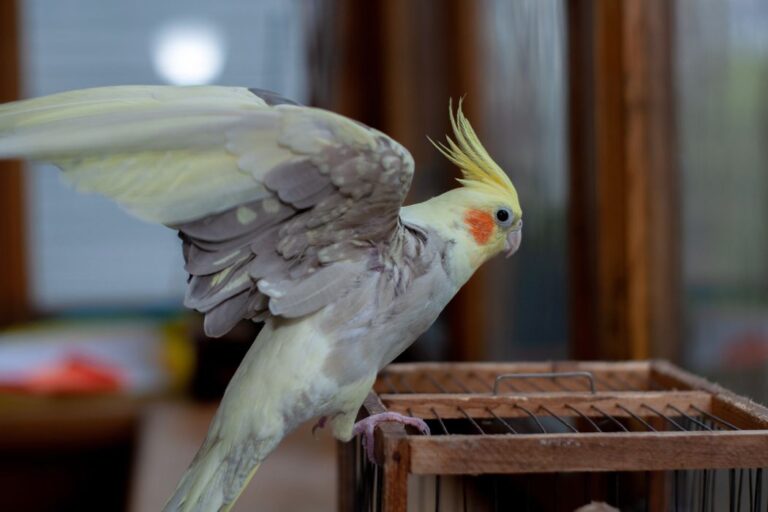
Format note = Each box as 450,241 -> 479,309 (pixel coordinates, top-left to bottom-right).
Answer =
0,86 -> 522,511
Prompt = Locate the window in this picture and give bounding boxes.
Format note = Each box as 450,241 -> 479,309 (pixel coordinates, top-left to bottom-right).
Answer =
21,0 -> 310,310
479,0 -> 568,359
677,0 -> 768,398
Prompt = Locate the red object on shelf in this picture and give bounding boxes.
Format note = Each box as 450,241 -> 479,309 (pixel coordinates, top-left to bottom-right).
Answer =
723,331 -> 768,369
0,355 -> 125,394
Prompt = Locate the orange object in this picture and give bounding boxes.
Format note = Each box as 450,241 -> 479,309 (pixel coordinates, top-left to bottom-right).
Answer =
0,355 -> 125,394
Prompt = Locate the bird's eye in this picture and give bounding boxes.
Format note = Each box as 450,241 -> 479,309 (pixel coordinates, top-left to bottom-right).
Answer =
495,207 -> 514,227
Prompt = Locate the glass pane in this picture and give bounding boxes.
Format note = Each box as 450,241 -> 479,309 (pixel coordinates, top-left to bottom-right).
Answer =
21,0 -> 309,310
478,0 -> 569,359
677,0 -> 768,399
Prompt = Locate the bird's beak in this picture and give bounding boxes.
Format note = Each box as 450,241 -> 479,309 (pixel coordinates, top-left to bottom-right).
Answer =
504,223 -> 522,258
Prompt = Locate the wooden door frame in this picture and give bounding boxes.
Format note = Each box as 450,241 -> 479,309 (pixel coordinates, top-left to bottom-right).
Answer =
567,0 -> 681,361
0,0 -> 28,327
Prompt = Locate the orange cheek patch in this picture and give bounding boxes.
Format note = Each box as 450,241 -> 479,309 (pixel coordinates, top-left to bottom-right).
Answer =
464,209 -> 495,245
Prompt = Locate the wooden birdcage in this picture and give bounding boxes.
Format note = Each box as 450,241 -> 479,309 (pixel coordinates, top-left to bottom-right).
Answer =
338,361 -> 768,511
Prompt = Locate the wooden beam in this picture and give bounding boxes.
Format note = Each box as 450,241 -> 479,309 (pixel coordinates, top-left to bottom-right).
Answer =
567,0 -> 601,361
625,0 -> 681,362
408,431 -> 768,475
712,393 -> 768,430
381,390 -> 712,420
0,0 -> 28,327
381,437 -> 410,511
440,0 -> 487,361
336,438 -> 356,512
375,360 -> 657,394
567,0 -> 680,360
380,360 -> 653,375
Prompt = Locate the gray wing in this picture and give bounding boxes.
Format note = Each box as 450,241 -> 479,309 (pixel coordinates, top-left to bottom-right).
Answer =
175,93 -> 415,336
0,85 -> 414,337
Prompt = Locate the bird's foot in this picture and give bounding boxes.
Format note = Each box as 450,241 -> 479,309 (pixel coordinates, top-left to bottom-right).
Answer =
353,412 -> 430,464
312,416 -> 328,438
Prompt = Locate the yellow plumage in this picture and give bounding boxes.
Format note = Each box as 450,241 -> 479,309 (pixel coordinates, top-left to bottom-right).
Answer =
0,86 -> 524,512
429,98 -> 521,218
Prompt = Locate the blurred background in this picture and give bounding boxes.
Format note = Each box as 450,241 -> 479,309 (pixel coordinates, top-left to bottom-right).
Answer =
0,0 -> 766,510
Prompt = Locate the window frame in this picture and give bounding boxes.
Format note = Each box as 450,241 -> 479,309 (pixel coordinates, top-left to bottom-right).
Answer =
567,0 -> 681,361
0,0 -> 28,327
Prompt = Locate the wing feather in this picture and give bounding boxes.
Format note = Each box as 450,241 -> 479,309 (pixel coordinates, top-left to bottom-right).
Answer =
0,86 -> 415,336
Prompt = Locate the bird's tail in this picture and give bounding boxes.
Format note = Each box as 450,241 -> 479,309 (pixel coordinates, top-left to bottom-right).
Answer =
162,425 -> 283,512
162,318 -> 325,511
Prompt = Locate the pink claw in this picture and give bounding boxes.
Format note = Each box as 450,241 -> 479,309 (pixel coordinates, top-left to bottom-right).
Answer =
312,416 -> 327,437
353,412 -> 430,463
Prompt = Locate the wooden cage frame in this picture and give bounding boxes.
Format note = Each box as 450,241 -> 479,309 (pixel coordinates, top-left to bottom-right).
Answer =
338,361 -> 768,511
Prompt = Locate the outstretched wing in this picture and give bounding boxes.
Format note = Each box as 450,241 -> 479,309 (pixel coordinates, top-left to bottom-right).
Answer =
0,86 -> 414,335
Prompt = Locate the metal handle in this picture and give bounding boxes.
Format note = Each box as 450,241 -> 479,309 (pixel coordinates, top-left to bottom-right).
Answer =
493,371 -> 597,395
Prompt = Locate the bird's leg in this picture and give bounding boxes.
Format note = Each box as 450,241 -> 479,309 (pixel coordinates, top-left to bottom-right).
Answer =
312,416 -> 328,438
352,412 -> 430,463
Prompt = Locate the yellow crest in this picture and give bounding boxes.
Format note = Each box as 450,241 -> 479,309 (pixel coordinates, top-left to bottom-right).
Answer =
430,99 -> 519,209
